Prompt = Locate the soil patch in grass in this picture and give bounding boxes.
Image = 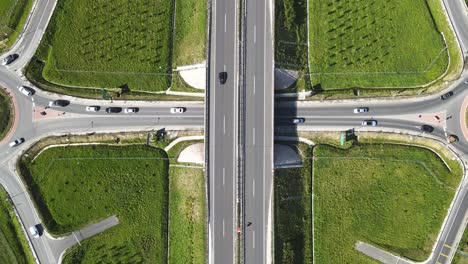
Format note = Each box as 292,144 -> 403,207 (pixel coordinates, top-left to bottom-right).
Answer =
309,0 -> 448,89
20,145 -> 169,263
0,187 -> 35,264
314,143 -> 461,263
35,0 -> 173,92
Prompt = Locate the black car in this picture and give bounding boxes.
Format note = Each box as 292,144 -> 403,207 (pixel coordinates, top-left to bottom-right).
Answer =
218,72 -> 227,84
1,54 -> 18,66
105,107 -> 122,113
441,91 -> 454,100
48,100 -> 70,107
421,125 -> 434,133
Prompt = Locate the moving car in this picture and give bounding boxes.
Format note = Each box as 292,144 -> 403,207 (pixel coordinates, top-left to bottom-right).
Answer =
170,107 -> 186,114
448,134 -> 459,143
124,107 -> 139,114
441,91 -> 454,100
1,54 -> 18,66
9,138 -> 25,147
362,120 -> 377,126
105,107 -> 122,113
218,72 -> 227,84
353,107 -> 369,113
29,225 -> 40,239
421,125 -> 434,133
48,100 -> 69,107
18,86 -> 33,96
86,106 -> 100,112
292,118 -> 305,124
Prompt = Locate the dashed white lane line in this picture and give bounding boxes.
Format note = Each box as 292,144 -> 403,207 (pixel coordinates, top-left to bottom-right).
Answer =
223,167 -> 225,186
223,115 -> 226,134
253,127 -> 255,145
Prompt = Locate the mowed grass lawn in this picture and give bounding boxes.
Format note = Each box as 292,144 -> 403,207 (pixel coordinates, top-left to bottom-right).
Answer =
314,144 -> 461,263
37,0 -> 172,91
20,145 -> 169,263
0,187 -> 35,264
169,167 -> 205,264
309,0 -> 448,88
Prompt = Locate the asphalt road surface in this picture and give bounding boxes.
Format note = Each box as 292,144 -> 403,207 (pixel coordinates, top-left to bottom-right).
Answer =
207,0 -> 239,263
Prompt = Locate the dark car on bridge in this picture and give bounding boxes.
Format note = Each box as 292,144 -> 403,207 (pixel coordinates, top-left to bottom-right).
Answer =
421,125 -> 434,133
105,107 -> 122,113
218,72 -> 227,84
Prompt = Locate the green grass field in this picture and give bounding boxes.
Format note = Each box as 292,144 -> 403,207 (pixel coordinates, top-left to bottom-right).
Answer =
454,228 -> 468,264
274,144 -> 313,263
20,145 -> 169,263
36,0 -> 173,92
309,0 -> 448,89
169,167 -> 206,264
0,187 -> 35,264
313,144 -> 461,263
0,88 -> 13,141
0,0 -> 33,52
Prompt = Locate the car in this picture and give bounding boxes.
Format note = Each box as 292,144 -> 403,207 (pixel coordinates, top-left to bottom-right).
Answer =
17,86 -> 33,96
421,125 -> 434,133
448,134 -> 459,143
86,106 -> 100,112
218,72 -> 227,84
8,138 -> 25,147
362,120 -> 377,126
48,100 -> 69,107
29,225 -> 40,239
1,54 -> 18,66
170,107 -> 186,114
441,91 -> 454,100
105,107 -> 122,113
124,107 -> 139,114
292,118 -> 305,124
353,107 -> 369,113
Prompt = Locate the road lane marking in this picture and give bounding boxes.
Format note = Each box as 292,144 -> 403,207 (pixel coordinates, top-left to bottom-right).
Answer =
254,25 -> 256,44
440,253 -> 448,257
253,231 -> 255,248
223,167 -> 225,186
224,13 -> 227,33
253,179 -> 255,197
253,75 -> 256,95
444,244 -> 453,249
253,128 -> 255,145
223,115 -> 226,134
223,219 -> 225,237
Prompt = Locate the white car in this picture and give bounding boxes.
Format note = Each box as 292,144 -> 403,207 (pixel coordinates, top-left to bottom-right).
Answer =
124,107 -> 138,114
170,107 -> 185,114
86,106 -> 100,112
29,225 -> 40,239
353,107 -> 369,113
18,86 -> 32,96
362,120 -> 377,127
9,138 -> 25,147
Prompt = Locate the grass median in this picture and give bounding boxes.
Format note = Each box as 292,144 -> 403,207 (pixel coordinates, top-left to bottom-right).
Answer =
308,0 -> 452,90
19,145 -> 169,263
314,143 -> 461,262
0,88 -> 13,141
0,0 -> 33,52
0,187 -> 35,264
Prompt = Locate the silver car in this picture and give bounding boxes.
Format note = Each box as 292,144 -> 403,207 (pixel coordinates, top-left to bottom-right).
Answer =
362,120 -> 377,126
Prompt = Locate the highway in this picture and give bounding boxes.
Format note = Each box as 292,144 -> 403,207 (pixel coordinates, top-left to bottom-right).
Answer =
0,0 -> 467,263
243,0 -> 274,263
207,0 -> 239,262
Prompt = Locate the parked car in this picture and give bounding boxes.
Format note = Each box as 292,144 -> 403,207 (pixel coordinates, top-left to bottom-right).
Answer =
218,72 -> 227,84
48,100 -> 69,107
18,86 -> 33,96
292,118 -> 305,124
353,107 -> 369,114
170,107 -> 186,114
105,107 -> 122,113
421,125 -> 434,133
29,225 -> 40,239
86,106 -> 100,112
124,107 -> 139,114
441,91 -> 454,100
9,138 -> 25,147
1,54 -> 18,66
362,120 -> 377,126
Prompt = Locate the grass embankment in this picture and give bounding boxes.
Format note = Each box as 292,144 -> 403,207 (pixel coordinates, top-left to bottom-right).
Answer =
34,0 -> 172,92
19,145 -> 169,263
169,167 -> 205,264
0,187 -> 35,264
0,0 -> 33,52
275,0 -> 310,92
314,144 -> 461,263
308,0 -> 459,93
454,228 -> 468,264
274,143 -> 313,263
0,88 -> 13,141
